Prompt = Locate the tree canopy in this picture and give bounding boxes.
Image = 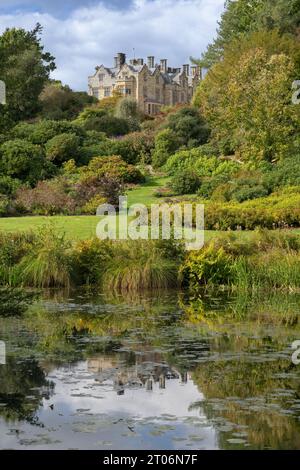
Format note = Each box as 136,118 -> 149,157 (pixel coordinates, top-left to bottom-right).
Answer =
0,23 -> 56,129
200,0 -> 300,67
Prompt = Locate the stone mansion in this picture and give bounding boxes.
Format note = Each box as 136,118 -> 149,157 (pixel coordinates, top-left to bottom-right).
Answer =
88,53 -> 201,115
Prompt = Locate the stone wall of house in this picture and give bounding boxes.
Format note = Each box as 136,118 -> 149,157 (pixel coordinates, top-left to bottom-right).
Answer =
88,65 -> 116,100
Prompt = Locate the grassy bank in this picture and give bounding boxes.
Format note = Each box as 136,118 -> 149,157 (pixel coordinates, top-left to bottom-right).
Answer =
0,228 -> 299,294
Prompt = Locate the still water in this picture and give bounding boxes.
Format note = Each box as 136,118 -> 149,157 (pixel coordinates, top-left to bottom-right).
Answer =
0,290 -> 300,449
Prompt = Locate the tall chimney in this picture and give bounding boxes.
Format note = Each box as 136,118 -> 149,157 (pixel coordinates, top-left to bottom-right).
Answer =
160,59 -> 167,73
183,64 -> 190,76
147,56 -> 155,68
191,65 -> 197,77
116,52 -> 126,68
197,65 -> 203,80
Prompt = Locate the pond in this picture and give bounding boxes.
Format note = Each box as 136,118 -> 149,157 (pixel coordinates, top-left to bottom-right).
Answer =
0,289 -> 300,450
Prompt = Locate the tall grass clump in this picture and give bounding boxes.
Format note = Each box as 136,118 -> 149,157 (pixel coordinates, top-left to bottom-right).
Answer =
101,240 -> 181,292
181,230 -> 300,292
0,232 -> 36,285
17,226 -> 71,288
234,250 -> 300,292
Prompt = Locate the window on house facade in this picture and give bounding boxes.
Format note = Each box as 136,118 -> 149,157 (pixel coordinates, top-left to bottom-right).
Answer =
104,87 -> 111,97
117,86 -> 125,94
98,74 -> 104,82
125,88 -> 132,95
92,88 -> 99,98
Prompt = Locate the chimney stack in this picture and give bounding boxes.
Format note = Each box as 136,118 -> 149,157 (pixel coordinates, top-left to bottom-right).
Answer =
147,56 -> 155,68
197,65 -> 203,80
115,52 -> 126,69
183,64 -> 190,76
160,59 -> 167,73
191,65 -> 197,77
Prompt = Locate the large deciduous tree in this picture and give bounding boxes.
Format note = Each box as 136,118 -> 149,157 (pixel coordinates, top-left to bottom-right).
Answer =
0,23 -> 56,129
195,31 -> 300,162
200,0 -> 300,68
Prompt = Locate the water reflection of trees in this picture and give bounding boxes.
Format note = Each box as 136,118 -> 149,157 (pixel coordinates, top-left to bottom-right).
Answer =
190,358 -> 300,449
0,357 -> 54,424
1,288 -> 300,448
23,292 -> 183,361
178,291 -> 300,449
180,290 -> 300,329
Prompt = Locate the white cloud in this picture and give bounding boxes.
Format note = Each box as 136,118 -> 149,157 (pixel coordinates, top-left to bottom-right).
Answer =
0,0 -> 224,91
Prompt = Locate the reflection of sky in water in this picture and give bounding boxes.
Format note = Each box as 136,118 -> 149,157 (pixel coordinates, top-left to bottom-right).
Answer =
0,359 -> 217,450
1,290 -> 300,449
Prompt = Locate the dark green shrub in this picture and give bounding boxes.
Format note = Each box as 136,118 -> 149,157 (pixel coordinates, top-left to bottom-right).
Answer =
45,133 -> 80,165
0,139 -> 51,184
120,131 -> 155,164
0,176 -> 21,196
152,128 -> 181,168
30,120 -> 86,145
263,157 -> 300,191
167,106 -> 210,147
84,130 -> 107,145
0,195 -> 11,217
170,169 -> 200,195
83,115 -> 130,136
79,136 -> 153,164
209,172 -> 269,202
10,122 -> 35,141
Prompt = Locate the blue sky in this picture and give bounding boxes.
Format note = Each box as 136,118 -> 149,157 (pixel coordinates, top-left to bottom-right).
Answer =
0,1 -> 133,17
0,0 -> 225,90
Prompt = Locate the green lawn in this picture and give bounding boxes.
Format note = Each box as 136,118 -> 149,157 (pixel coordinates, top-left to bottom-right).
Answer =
0,176 -> 171,241
0,213 -> 298,242
0,175 -> 299,242
0,215 -> 98,240
127,176 -> 170,206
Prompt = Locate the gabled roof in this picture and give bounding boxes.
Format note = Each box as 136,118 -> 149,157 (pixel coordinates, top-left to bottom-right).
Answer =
89,59 -> 194,88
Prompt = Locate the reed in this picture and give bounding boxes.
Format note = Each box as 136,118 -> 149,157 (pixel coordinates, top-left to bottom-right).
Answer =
17,227 -> 71,288
102,240 -> 179,292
